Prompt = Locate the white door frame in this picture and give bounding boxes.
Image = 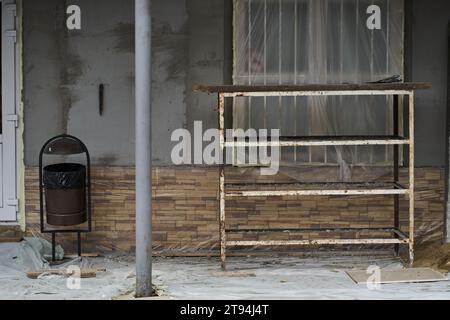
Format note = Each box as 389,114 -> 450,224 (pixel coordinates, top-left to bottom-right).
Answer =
0,0 -> 18,222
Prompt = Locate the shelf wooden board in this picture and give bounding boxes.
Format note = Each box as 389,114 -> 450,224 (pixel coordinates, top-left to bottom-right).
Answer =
194,82 -> 431,94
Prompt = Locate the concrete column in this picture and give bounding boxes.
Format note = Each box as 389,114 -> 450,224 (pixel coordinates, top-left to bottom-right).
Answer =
135,0 -> 152,297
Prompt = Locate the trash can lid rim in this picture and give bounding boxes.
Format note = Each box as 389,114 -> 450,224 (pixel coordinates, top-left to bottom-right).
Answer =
43,163 -> 86,173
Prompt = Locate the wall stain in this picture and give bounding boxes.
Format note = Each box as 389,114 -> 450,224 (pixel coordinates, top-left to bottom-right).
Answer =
25,64 -> 35,75
195,59 -> 222,68
56,0 -> 70,134
96,154 -> 119,166
110,22 -> 135,53
61,54 -> 84,86
55,0 -> 86,133
152,20 -> 188,82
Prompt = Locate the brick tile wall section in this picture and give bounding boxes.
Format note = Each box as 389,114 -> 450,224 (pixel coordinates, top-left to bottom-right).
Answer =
0,226 -> 23,243
23,166 -> 445,254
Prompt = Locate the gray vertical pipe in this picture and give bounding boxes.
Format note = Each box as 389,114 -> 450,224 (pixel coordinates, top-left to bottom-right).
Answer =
135,0 -> 152,297
445,22 -> 450,243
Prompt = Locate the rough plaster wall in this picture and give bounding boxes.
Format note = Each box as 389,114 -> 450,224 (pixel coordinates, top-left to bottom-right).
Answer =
23,0 -> 65,163
24,0 -> 135,165
411,0 -> 450,166
23,0 -> 224,166
23,0 -> 450,168
151,0 -> 189,164
185,0 -> 225,143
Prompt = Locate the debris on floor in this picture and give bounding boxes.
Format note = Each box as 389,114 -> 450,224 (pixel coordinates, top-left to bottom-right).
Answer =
210,271 -> 256,278
346,267 -> 448,284
19,237 -> 65,269
0,239 -> 135,300
414,240 -> 450,272
65,252 -> 101,259
27,267 -> 107,279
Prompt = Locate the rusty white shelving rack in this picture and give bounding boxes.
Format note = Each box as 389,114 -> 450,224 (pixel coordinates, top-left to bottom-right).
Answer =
194,83 -> 431,270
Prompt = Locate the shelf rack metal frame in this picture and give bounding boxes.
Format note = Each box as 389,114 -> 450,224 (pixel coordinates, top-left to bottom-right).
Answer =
194,83 -> 431,270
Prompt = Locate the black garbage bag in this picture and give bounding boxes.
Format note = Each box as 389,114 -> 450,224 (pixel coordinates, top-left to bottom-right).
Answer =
43,163 -> 86,190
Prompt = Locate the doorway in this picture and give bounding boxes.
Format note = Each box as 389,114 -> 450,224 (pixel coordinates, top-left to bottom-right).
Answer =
0,0 -> 17,222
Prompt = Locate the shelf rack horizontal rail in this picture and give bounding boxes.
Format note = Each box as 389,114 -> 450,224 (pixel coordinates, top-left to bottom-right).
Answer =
225,181 -> 409,197
226,227 -> 408,237
226,228 -> 410,246
227,239 -> 410,246
225,135 -> 410,147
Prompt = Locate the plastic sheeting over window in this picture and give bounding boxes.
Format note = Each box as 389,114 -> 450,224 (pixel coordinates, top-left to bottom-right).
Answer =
233,0 -> 404,177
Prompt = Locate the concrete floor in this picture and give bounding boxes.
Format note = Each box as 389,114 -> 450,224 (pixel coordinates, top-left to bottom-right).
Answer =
0,242 -> 135,300
152,255 -> 450,300
1,241 -> 449,300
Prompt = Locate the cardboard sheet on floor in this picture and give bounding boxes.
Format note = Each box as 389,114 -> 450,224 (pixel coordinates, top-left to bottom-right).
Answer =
346,268 -> 448,284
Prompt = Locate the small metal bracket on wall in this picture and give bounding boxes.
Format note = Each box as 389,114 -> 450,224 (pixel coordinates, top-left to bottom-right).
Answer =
99,84 -> 104,116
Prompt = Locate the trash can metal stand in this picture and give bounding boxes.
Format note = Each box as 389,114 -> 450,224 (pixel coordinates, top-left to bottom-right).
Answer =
39,134 -> 92,261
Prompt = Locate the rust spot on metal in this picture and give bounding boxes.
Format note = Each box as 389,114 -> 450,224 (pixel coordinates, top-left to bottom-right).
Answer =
219,93 -> 226,270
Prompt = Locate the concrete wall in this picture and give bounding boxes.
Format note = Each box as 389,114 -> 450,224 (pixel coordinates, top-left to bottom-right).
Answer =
22,0 -> 450,167
23,0 -> 225,166
409,0 -> 450,166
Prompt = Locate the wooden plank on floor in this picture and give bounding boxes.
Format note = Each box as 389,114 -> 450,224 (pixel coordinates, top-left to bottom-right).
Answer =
346,268 -> 448,284
27,268 -> 106,279
210,271 -> 256,278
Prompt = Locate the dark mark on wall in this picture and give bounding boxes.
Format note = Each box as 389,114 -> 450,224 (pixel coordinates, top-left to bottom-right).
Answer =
55,1 -> 86,133
195,59 -> 222,68
97,154 -> 119,166
62,54 -> 85,85
111,22 -> 135,53
152,20 -> 188,81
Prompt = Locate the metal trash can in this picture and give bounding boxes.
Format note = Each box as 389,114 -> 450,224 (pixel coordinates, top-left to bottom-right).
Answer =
43,163 -> 87,226
39,134 -> 92,260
